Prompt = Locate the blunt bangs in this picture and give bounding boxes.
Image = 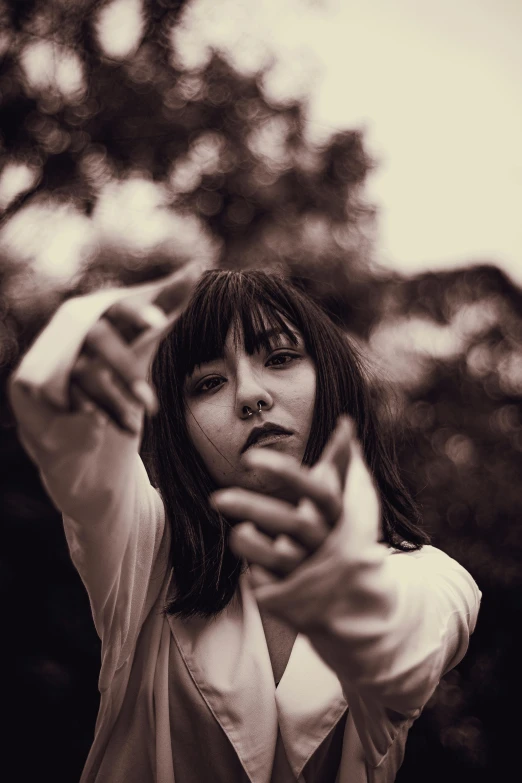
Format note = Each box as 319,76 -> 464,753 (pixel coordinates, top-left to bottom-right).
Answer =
171,271 -> 301,382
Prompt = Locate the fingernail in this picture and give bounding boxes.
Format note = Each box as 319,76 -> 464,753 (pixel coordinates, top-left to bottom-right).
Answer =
131,380 -> 158,414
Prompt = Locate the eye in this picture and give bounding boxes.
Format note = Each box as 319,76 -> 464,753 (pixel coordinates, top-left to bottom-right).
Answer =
266,351 -> 301,367
195,376 -> 224,394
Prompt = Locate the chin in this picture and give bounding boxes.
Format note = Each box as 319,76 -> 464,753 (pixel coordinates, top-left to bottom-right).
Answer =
232,464 -> 280,495
240,446 -> 304,497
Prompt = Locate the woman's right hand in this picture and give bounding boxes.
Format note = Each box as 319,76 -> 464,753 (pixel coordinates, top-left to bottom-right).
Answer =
68,264 -> 199,435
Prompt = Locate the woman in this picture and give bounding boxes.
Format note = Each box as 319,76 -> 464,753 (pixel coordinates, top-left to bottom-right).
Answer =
9,267 -> 481,783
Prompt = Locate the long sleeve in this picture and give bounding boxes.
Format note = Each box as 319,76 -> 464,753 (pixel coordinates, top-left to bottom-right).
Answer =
9,284 -> 172,687
251,450 -> 481,767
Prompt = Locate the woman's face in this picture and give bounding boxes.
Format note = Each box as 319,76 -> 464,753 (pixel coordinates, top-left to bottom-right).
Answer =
184,320 -> 316,493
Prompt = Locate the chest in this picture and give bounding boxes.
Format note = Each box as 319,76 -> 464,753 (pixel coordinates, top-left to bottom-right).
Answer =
164,574 -> 349,782
259,608 -> 298,686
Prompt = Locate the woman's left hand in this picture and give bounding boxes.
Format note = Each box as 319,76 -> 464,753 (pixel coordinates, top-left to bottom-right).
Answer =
210,416 -> 359,589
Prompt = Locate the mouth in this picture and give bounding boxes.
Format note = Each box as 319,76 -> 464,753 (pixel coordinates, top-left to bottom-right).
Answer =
241,424 -> 294,454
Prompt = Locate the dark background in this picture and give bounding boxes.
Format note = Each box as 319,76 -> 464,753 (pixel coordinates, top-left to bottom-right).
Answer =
1,2 -> 519,780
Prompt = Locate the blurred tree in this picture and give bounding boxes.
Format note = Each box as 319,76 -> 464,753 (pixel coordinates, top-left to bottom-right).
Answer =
0,1 -> 520,781
388,265 -> 522,782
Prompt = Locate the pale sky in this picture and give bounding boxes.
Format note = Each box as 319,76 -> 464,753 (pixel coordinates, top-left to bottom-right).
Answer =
174,0 -> 522,282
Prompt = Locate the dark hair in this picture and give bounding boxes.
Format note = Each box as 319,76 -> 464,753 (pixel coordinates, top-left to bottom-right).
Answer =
145,269 -> 430,619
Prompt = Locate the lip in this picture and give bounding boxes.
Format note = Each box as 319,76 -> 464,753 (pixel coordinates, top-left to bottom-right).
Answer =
241,422 -> 294,454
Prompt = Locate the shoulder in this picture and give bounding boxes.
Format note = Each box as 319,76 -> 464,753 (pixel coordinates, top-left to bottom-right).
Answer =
386,543 -> 473,577
386,543 -> 481,616
387,543 -> 454,563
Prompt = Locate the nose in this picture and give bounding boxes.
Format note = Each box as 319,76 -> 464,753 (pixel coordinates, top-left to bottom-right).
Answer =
235,362 -> 273,420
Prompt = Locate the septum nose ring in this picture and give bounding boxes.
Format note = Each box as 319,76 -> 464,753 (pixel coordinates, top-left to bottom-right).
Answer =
246,402 -> 263,417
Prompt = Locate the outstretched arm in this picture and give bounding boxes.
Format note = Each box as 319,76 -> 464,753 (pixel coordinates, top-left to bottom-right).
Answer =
8,267 -> 199,675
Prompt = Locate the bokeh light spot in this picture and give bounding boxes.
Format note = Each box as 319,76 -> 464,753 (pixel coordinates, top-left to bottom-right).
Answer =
95,0 -> 145,61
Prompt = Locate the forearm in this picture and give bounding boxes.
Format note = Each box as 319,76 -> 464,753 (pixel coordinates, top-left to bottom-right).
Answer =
16,397 -> 142,524
9,285 -> 167,657
312,550 -> 477,708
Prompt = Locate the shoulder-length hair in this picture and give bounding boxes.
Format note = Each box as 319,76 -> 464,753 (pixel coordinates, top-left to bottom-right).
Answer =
144,269 -> 430,619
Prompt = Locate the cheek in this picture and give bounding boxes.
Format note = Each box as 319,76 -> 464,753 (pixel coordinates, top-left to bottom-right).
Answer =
278,363 -> 316,439
292,364 -> 317,413
185,402 -> 234,479
298,365 -> 317,436
186,404 -> 216,458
